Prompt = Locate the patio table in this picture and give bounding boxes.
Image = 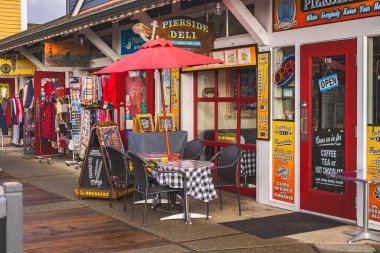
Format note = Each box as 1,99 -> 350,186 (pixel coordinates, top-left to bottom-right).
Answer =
328,170 -> 380,243
157,160 -> 217,224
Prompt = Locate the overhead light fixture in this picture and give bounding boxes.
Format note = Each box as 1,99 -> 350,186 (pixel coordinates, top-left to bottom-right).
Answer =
215,0 -> 223,16
79,35 -> 85,45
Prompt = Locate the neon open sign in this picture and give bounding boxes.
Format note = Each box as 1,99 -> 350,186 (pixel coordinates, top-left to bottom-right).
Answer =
273,54 -> 295,87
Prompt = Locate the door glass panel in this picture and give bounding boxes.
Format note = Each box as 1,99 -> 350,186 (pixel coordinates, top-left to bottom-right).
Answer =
197,102 -> 214,141
311,56 -> 346,193
312,56 -> 345,129
217,102 -> 237,143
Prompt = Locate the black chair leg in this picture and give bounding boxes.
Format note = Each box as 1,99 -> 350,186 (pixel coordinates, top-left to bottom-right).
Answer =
131,190 -> 136,218
219,188 -> 223,210
143,194 -> 147,228
109,186 -> 113,208
123,186 -> 127,212
236,185 -> 241,216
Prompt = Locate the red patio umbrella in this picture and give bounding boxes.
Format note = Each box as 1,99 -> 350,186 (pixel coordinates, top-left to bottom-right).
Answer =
97,38 -> 223,157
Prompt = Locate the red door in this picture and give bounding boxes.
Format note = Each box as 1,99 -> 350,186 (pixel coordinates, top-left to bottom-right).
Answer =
300,39 -> 357,220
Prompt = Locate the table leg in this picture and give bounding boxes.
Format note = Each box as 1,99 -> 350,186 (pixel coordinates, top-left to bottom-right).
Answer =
345,181 -> 380,243
160,195 -> 211,224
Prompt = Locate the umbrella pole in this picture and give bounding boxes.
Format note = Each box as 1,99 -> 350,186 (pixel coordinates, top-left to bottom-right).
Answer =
159,70 -> 171,158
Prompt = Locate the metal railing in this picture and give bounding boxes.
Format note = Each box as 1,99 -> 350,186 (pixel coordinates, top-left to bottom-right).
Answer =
0,182 -> 23,253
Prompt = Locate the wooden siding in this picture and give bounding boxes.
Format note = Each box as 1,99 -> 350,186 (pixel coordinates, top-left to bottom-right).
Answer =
0,0 -> 21,39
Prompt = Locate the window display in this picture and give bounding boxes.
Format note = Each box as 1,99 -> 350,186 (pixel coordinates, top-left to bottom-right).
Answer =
273,47 -> 295,121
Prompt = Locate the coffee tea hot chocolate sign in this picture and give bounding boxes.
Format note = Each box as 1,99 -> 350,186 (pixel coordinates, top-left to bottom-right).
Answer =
156,16 -> 214,54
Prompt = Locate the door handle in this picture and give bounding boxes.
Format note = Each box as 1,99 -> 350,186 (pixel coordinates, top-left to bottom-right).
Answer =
301,117 -> 308,134
300,100 -> 308,141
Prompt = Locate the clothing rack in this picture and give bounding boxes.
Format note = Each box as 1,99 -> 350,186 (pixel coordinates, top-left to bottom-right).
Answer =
65,88 -> 82,169
35,96 -> 60,164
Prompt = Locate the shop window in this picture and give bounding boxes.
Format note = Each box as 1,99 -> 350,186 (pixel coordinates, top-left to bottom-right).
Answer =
195,67 -> 257,191
368,37 -> 380,124
218,70 -> 237,98
197,102 -> 215,141
218,102 -> 237,143
208,11 -> 227,39
197,71 -> 215,98
228,4 -> 254,37
273,47 -> 295,121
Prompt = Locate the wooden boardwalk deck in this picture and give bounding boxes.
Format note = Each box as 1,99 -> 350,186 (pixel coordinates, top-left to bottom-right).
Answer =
1,172 -> 170,252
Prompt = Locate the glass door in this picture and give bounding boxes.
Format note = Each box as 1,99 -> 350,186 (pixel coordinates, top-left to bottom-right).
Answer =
300,39 -> 357,220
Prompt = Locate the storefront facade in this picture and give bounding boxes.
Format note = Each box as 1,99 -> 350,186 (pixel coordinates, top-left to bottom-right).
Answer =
2,0 -> 380,227
263,0 -> 380,229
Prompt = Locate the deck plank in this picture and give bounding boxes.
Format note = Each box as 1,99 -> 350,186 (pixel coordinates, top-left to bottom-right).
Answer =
24,208 -> 169,252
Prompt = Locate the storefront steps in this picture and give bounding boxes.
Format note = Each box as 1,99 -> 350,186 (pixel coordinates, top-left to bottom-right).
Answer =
0,149 -> 379,253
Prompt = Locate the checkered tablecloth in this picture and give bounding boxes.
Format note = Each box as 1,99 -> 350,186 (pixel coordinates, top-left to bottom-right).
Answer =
240,150 -> 256,177
157,160 -> 217,202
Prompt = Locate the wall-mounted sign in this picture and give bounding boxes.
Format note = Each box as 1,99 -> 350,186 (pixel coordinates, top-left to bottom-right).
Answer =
170,69 -> 180,129
121,29 -> 146,55
367,126 -> 380,222
312,129 -> 345,193
257,52 -> 270,140
272,120 -> 295,203
156,16 -> 214,54
0,59 -> 34,76
318,73 -> 339,92
273,54 -> 295,87
182,46 -> 257,72
44,42 -> 90,67
273,0 -> 380,32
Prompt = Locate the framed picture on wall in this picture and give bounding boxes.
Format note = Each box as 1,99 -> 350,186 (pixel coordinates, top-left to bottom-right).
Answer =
136,114 -> 154,132
156,113 -> 176,132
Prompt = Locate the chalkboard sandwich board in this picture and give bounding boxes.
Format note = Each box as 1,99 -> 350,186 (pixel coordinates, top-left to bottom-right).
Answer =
156,113 -> 176,132
75,122 -> 132,199
136,114 -> 154,132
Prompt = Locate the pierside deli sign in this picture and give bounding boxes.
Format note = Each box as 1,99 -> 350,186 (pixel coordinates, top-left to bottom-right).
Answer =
273,0 -> 380,32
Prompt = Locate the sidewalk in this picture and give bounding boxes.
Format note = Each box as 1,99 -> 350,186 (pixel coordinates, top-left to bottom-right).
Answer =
0,149 -> 379,253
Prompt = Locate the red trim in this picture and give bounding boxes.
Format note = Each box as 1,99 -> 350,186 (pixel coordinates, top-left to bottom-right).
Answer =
300,39 -> 357,220
34,71 -> 65,157
193,68 -> 257,197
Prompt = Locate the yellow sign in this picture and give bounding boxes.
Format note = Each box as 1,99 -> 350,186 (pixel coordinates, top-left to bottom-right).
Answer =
272,120 -> 295,204
257,52 -> 270,140
367,126 -> 380,222
182,46 -> 257,72
171,69 -> 180,129
0,59 -> 34,76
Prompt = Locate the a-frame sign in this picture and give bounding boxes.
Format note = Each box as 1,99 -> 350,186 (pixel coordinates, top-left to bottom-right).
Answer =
75,122 -> 128,199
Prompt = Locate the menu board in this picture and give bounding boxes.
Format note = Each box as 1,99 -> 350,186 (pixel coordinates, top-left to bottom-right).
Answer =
182,46 -> 257,72
257,52 -> 270,140
76,122 -> 126,199
98,125 -> 124,153
272,120 -> 295,203
80,147 -> 108,190
367,126 -> 380,222
157,113 -> 175,132
136,114 -> 154,132
312,129 -> 345,193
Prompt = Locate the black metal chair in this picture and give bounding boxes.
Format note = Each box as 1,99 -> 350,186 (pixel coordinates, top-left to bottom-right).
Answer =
207,145 -> 242,219
127,151 -> 186,228
177,139 -> 204,160
104,146 -> 134,212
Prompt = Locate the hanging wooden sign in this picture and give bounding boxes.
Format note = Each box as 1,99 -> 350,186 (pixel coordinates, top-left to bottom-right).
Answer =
75,122 -> 128,199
